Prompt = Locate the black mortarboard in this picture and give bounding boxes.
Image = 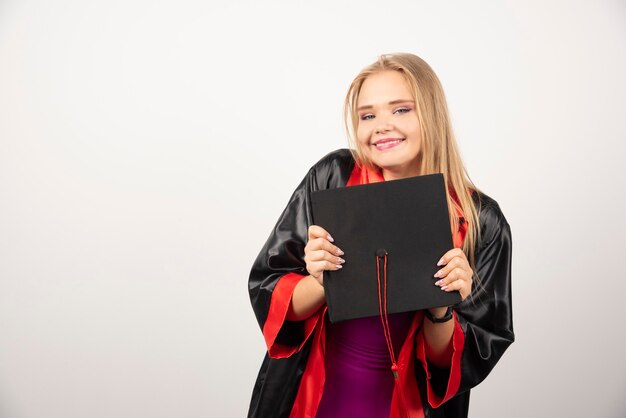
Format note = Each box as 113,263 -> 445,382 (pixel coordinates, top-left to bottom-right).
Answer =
311,173 -> 461,323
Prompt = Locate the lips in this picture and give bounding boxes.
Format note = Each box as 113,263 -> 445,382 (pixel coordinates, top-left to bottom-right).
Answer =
372,138 -> 405,151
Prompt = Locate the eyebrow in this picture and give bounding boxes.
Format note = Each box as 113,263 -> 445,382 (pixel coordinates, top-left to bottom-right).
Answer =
356,99 -> 415,111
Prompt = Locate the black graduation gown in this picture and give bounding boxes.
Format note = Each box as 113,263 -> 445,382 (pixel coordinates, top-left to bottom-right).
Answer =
248,149 -> 514,418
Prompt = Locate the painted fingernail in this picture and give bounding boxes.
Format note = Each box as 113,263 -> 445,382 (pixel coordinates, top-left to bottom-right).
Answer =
336,264 -> 343,269
435,280 -> 443,286
440,286 -> 448,291
327,234 -> 334,242
338,258 -> 345,264
434,270 -> 443,278
336,249 -> 344,256
437,258 -> 445,266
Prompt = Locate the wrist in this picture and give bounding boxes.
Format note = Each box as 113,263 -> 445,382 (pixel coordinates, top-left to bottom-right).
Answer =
428,306 -> 448,318
425,306 -> 453,323
311,272 -> 324,288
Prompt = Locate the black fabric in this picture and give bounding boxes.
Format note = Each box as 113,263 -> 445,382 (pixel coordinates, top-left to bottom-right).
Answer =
311,174 -> 461,323
248,149 -> 514,418
248,343 -> 312,418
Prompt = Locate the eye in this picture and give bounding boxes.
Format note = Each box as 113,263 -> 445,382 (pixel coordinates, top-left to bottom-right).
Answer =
394,107 -> 412,114
360,114 -> 374,121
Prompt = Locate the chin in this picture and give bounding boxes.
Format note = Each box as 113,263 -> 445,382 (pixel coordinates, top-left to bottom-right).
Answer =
376,156 -> 421,177
374,157 -> 409,169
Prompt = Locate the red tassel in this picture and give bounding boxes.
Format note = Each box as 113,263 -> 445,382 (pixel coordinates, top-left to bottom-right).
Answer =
376,254 -> 397,378
377,252 -> 410,417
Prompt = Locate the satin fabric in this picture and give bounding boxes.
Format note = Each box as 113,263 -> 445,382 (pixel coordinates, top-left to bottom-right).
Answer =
248,149 -> 514,418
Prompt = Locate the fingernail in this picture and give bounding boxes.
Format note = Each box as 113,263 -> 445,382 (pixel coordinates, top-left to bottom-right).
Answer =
336,249 -> 344,256
336,264 -> 343,269
434,270 -> 442,278
327,234 -> 334,242
437,258 -> 445,266
338,258 -> 345,264
434,280 -> 443,286
440,286 -> 448,291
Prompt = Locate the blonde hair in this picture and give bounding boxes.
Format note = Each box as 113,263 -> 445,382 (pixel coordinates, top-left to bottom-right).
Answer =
344,53 -> 481,271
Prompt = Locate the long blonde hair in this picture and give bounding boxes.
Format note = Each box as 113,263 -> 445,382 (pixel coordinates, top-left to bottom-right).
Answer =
344,53 -> 481,270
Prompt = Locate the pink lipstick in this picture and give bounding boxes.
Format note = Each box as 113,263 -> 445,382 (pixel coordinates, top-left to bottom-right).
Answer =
372,138 -> 405,151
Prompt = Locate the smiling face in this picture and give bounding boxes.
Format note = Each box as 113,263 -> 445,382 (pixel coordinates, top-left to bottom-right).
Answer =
356,70 -> 422,180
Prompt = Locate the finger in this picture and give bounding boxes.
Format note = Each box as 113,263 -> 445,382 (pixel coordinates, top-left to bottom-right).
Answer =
440,277 -> 472,300
309,260 -> 343,275
308,225 -> 334,242
435,267 -> 470,287
305,249 -> 345,266
306,237 -> 344,256
433,257 -> 468,279
440,277 -> 464,293
436,248 -> 467,266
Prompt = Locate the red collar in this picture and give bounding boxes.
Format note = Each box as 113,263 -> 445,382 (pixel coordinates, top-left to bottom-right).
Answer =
346,163 -> 385,186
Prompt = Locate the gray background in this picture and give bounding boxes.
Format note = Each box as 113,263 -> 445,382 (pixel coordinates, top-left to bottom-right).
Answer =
1,0 -> 625,417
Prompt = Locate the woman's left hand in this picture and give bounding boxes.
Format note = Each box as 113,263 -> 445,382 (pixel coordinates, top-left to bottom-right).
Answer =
434,248 -> 473,301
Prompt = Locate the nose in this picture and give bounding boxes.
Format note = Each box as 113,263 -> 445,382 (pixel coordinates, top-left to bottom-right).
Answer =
375,120 -> 393,134
375,115 -> 393,134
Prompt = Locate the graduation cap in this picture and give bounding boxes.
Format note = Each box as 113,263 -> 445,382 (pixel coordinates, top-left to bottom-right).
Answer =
311,173 -> 461,324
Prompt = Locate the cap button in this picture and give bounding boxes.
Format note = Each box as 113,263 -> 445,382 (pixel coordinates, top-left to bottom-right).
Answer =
376,248 -> 388,257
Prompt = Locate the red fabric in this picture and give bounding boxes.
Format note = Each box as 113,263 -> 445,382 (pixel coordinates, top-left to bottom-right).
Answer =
288,307 -> 327,418
348,162 -> 385,186
415,311 -> 465,407
263,272 -> 322,358
265,163 -> 468,417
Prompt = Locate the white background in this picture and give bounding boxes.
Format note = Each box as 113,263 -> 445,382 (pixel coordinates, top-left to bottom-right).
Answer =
1,0 -> 625,417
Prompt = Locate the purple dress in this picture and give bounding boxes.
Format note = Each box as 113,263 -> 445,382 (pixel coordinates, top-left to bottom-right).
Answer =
315,312 -> 414,418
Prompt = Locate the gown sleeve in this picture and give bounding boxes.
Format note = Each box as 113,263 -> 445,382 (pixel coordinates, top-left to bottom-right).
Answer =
248,150 -> 354,359
453,195 -> 515,392
248,169 -> 318,358
414,194 -> 514,409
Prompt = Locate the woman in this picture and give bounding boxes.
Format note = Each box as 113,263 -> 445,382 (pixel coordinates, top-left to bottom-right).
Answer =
248,53 -> 513,418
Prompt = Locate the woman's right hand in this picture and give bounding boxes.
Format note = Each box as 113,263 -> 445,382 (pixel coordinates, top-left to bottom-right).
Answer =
304,225 -> 345,285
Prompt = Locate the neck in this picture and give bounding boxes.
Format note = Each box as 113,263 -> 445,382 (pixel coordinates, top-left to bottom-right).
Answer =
382,166 -> 421,181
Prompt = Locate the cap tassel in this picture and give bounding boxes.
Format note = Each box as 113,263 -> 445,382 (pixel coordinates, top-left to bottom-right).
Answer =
376,250 -> 409,418
376,250 -> 398,379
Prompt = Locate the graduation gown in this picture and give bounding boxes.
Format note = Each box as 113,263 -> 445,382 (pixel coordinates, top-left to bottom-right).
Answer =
248,149 -> 514,418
